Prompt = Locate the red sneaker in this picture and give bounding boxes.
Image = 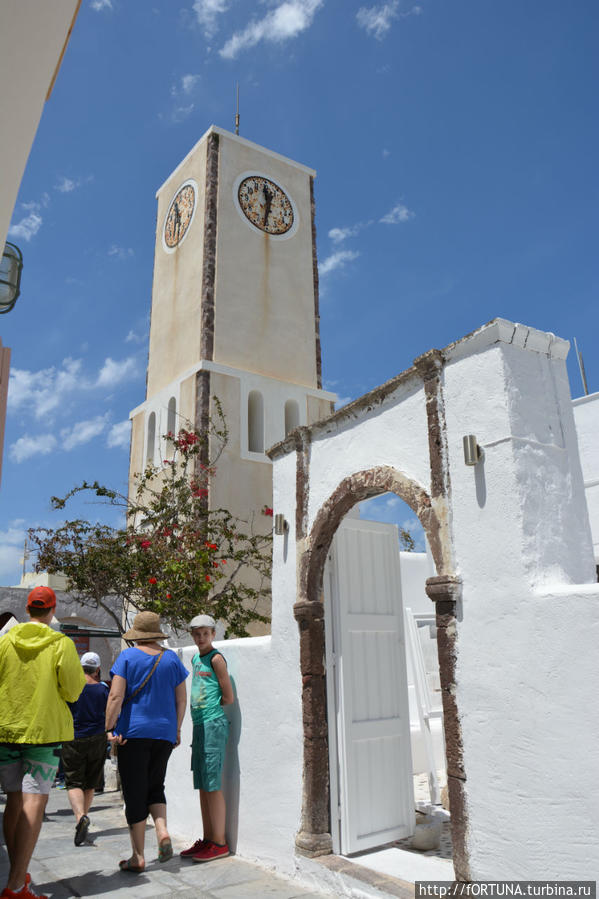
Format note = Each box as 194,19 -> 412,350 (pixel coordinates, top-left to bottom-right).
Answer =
180,837 -> 208,858
1,883 -> 48,899
192,840 -> 230,863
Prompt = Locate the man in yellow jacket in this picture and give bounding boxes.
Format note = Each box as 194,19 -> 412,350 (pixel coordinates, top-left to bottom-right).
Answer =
0,586 -> 86,899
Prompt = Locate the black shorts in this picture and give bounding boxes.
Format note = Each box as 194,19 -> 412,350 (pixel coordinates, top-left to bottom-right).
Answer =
62,733 -> 108,791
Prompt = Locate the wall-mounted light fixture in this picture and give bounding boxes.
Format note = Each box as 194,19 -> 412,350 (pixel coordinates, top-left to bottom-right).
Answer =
0,243 -> 23,314
463,434 -> 482,466
274,513 -> 289,535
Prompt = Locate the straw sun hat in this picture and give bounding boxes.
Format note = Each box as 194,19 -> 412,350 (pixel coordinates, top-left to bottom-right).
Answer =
123,611 -> 168,642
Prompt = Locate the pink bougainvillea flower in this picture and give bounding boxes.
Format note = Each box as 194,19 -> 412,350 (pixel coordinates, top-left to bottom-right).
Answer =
140,539 -> 151,549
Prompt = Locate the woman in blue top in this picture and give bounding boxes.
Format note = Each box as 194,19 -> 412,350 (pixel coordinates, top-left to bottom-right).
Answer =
105,611 -> 188,873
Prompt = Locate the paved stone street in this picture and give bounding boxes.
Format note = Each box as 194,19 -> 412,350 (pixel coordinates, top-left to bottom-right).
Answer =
0,785 -> 333,899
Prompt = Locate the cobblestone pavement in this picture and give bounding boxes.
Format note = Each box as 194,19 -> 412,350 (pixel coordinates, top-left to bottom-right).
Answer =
0,786 -> 333,899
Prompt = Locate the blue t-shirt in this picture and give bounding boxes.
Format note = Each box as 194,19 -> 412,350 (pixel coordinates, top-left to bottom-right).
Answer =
68,681 -> 109,738
110,647 -> 188,743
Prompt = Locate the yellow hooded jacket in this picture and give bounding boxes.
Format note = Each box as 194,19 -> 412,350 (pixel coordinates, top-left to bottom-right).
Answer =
0,621 -> 86,744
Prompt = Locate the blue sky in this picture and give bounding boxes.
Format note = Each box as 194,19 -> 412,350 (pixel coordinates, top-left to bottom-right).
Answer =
1,0 -> 598,579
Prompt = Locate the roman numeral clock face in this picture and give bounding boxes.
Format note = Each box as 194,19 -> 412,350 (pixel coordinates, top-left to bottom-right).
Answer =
235,174 -> 298,240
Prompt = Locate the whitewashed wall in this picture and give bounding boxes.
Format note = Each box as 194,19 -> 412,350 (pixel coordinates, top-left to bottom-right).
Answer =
167,319 -> 599,880
441,322 -> 598,878
165,450 -> 305,873
573,391 -> 599,561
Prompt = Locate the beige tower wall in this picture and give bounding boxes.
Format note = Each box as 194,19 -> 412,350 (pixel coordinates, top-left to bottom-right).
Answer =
147,141 -> 207,398
213,136 -> 318,386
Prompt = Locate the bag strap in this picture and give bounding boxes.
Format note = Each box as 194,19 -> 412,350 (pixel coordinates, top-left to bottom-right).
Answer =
122,649 -> 165,707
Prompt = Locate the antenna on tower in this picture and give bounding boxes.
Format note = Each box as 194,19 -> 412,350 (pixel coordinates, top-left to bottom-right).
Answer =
235,83 -> 240,135
573,337 -> 589,396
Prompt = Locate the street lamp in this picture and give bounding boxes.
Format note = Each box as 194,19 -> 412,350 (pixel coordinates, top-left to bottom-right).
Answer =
0,242 -> 23,314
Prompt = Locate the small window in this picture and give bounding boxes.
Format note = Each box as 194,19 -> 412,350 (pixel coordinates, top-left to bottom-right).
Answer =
284,399 -> 300,437
146,412 -> 156,465
248,390 -> 264,453
166,397 -> 177,459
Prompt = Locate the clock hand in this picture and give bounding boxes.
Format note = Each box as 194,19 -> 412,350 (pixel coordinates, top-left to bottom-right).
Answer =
262,184 -> 273,228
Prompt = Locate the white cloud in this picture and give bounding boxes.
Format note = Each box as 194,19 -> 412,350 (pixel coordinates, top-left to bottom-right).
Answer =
8,358 -> 84,419
8,212 -> 42,242
380,202 -> 414,224
125,329 -> 147,344
9,355 -> 138,421
193,0 -> 228,38
220,0 -> 323,59
56,176 -> 77,193
169,74 -> 201,123
171,104 -> 195,123
328,225 -> 361,244
90,0 -> 112,10
23,194 -> 49,211
61,415 -> 108,451
0,522 -> 27,581
319,249 -> 360,277
55,174 -> 93,193
382,148 -> 391,158
181,73 -> 201,94
107,420 -> 131,449
10,434 -> 57,464
108,245 -> 134,260
356,2 -> 421,40
96,357 -> 137,388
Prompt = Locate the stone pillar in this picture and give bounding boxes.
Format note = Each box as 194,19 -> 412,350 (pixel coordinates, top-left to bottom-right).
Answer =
426,574 -> 470,882
293,597 -> 332,857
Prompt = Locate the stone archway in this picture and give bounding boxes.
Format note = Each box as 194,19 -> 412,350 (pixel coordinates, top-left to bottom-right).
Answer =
293,463 -> 469,880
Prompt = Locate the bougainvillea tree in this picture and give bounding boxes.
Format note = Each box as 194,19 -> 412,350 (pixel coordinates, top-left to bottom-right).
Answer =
28,401 -> 272,636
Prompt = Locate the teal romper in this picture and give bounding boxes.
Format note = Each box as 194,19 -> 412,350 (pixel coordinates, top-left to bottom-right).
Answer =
190,649 -> 230,791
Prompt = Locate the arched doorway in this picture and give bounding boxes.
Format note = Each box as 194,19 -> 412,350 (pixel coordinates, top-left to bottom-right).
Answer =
293,465 -> 468,880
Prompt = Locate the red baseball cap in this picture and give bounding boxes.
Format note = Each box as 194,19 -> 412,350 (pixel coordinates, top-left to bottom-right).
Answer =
27,586 -> 57,609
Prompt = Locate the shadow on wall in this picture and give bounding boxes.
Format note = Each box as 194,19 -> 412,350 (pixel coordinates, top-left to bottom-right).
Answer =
223,676 -> 241,852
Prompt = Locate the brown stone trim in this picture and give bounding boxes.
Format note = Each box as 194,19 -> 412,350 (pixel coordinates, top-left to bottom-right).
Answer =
200,131 -> 219,363
268,365 -> 419,460
294,427 -> 311,540
411,350 -> 456,578
194,369 -> 211,509
425,574 -> 470,881
317,854 -> 415,898
413,351 -> 470,880
310,176 -> 323,390
303,466 -> 440,608
294,598 -> 331,856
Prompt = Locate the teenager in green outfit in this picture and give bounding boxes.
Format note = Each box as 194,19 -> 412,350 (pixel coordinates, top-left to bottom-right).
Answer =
180,614 -> 234,863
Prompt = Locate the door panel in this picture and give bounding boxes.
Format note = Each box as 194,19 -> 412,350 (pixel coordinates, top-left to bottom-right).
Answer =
325,518 -> 415,855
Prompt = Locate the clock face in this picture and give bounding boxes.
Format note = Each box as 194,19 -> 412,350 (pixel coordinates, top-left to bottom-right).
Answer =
163,181 -> 196,250
237,176 -> 294,236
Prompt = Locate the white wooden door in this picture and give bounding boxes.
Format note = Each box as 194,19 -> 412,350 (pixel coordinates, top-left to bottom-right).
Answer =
324,518 -> 414,855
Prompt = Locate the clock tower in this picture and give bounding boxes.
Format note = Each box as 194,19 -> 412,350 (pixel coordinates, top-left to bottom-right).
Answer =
128,126 -> 334,630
